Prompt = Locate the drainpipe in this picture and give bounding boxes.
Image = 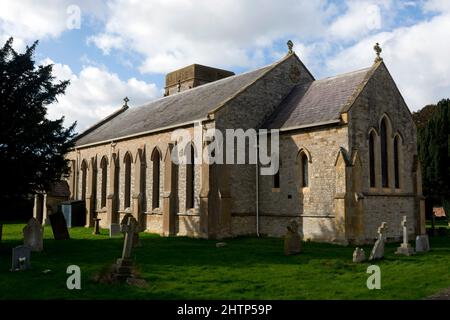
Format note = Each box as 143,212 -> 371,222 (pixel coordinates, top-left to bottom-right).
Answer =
255,135 -> 260,237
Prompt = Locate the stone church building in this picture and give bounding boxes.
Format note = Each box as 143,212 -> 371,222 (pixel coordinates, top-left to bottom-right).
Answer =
64,43 -> 426,244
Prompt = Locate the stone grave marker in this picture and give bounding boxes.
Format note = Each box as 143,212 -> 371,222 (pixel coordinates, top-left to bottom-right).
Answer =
110,223 -> 121,237
284,220 -> 302,255
93,218 -> 101,235
49,211 -> 70,240
416,235 -> 430,252
113,215 -> 138,281
23,218 -> 44,252
352,247 -> 366,263
395,216 -> 415,256
369,222 -> 387,261
11,245 -> 31,271
121,213 -> 141,247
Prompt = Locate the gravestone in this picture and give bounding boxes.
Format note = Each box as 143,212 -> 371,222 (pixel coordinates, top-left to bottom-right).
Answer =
93,218 -> 101,235
120,213 -> 141,247
110,223 -> 121,237
352,247 -> 366,263
113,216 -> 138,281
284,220 -> 302,255
49,211 -> 70,240
369,222 -> 387,261
11,245 -> 31,271
23,218 -> 44,252
416,235 -> 430,252
395,216 -> 415,256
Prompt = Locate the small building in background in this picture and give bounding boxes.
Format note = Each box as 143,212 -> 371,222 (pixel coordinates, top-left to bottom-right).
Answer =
33,181 -> 71,224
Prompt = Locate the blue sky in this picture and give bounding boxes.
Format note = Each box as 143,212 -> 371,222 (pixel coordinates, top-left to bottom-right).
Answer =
1,0 -> 450,133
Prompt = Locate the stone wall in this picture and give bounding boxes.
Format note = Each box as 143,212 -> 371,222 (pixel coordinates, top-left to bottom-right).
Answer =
348,62 -> 420,240
255,125 -> 349,241
65,125 -> 203,233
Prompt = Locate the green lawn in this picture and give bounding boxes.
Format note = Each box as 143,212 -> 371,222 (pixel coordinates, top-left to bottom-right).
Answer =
0,222 -> 449,300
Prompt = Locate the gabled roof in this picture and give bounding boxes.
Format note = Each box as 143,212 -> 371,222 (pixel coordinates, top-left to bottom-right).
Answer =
74,56 -> 293,147
264,65 -> 375,130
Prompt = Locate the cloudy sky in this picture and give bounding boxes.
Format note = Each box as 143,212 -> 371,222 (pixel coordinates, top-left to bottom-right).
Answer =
1,0 -> 450,133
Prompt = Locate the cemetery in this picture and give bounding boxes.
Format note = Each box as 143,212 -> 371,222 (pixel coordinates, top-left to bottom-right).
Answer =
0,219 -> 449,300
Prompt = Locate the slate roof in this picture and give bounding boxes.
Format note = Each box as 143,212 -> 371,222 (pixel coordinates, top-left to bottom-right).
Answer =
75,63 -> 275,146
264,66 -> 374,129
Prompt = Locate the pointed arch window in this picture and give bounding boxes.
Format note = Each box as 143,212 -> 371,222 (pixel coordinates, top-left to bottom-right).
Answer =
100,156 -> 108,208
380,118 -> 389,188
394,135 -> 401,189
186,143 -> 195,210
124,153 -> 132,209
369,131 -> 376,188
151,148 -> 161,209
297,150 -> 310,188
273,160 -> 281,189
80,160 -> 87,201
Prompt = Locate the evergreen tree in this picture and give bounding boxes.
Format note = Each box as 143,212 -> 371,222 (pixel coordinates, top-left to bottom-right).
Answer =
0,37 -> 76,209
417,99 -> 450,213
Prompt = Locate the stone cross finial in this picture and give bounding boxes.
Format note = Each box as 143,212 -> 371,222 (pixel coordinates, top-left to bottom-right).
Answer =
374,42 -> 383,63
287,40 -> 294,54
123,96 -> 129,107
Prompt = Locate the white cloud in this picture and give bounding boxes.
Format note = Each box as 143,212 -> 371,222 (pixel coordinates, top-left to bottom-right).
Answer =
328,1 -> 383,40
40,58 -> 159,133
326,11 -> 450,111
89,0 -> 337,73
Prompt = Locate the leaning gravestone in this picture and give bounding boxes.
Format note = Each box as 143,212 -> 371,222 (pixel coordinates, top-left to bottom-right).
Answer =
120,213 -> 141,247
352,247 -> 366,263
113,216 -> 138,281
11,245 -> 31,271
110,223 -> 121,237
49,211 -> 70,240
369,222 -> 387,261
395,216 -> 415,256
23,218 -> 44,252
284,220 -> 302,255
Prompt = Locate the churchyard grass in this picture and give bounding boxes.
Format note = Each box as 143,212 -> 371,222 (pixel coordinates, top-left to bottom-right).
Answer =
0,223 -> 449,299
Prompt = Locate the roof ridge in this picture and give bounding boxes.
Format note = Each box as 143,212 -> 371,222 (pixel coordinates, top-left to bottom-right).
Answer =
315,66 -> 374,83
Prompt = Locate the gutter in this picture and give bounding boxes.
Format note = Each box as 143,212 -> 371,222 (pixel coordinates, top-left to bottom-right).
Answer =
278,119 -> 342,133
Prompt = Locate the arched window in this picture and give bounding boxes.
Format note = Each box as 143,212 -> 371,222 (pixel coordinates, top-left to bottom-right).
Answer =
80,160 -> 87,201
380,118 -> 389,188
100,156 -> 108,208
124,153 -> 132,209
186,143 -> 195,210
151,148 -> 161,209
301,152 -> 309,188
369,131 -> 376,188
394,135 -> 401,189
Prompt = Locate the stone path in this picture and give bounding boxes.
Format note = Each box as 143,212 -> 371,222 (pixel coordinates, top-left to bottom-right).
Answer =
425,287 -> 450,300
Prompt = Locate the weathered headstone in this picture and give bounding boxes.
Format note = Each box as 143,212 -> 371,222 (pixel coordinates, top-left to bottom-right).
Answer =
284,220 -> 302,255
416,235 -> 430,252
113,216 -> 138,281
369,222 -> 387,261
11,245 -> 31,271
93,218 -> 101,235
352,247 -> 366,263
395,216 -> 415,256
49,211 -> 70,240
110,223 -> 121,237
120,213 -> 141,247
23,218 -> 44,252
